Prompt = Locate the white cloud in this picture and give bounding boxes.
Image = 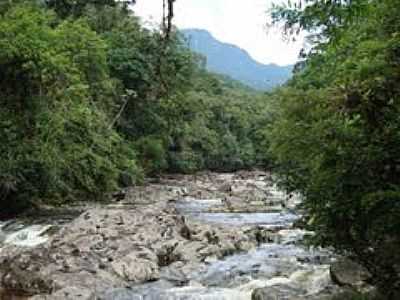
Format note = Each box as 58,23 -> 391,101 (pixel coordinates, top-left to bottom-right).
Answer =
133,0 -> 304,66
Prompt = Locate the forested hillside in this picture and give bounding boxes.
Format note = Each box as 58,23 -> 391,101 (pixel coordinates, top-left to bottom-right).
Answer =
183,29 -> 293,90
0,0 -> 270,215
266,0 -> 400,297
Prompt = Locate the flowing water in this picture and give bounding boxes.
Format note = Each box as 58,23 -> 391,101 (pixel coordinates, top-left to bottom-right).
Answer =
0,209 -> 79,250
0,174 -> 340,299
106,195 -> 339,300
0,221 -> 53,248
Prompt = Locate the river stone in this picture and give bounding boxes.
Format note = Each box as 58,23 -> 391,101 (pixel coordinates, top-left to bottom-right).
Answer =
218,182 -> 232,192
100,280 -> 176,300
100,288 -> 142,300
0,230 -> 6,243
31,286 -> 96,300
251,283 -> 338,300
330,258 -> 371,288
111,253 -> 159,282
0,247 -> 54,296
159,264 -> 188,283
252,285 -> 306,300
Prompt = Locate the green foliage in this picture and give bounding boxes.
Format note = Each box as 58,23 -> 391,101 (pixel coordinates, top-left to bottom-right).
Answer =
267,0 -> 400,294
270,0 -> 369,44
0,5 -> 138,214
102,12 -> 271,175
0,0 -> 271,215
135,136 -> 167,176
44,0 -> 134,19
159,77 -> 271,174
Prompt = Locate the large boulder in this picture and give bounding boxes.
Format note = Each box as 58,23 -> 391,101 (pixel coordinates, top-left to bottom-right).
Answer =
252,285 -> 305,300
0,247 -> 54,296
111,253 -> 159,282
330,258 -> 371,288
251,285 -> 336,300
0,204 -> 261,298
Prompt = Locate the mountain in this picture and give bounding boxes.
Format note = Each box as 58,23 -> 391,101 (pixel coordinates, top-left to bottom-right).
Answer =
182,29 -> 293,90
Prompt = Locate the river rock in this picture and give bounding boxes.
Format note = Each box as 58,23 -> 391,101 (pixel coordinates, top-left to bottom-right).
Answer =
31,286 -> 96,300
0,201 -> 261,298
0,247 -> 54,295
330,258 -> 371,288
0,171 -> 316,299
111,253 -> 159,282
0,230 -> 6,243
252,285 -> 305,300
100,288 -> 142,300
251,285 -> 337,300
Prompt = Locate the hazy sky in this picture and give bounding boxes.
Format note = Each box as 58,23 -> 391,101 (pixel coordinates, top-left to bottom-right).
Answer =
133,0 -> 304,66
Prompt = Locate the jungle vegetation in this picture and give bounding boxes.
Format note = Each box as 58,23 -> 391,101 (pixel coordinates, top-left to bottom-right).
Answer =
0,0 -> 271,214
268,0 -> 400,297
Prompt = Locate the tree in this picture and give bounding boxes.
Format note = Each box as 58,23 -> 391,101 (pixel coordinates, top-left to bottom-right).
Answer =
267,0 -> 400,296
0,4 -> 138,214
44,0 -> 135,18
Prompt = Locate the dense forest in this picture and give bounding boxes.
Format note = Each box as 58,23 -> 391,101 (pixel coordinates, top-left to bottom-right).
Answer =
0,0 -> 271,214
268,0 -> 400,297
0,0 -> 399,298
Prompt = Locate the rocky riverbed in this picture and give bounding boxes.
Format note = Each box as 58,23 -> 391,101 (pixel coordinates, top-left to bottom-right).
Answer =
0,171 -> 369,299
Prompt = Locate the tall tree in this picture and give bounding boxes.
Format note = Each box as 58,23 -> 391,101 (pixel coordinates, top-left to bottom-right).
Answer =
267,0 -> 400,296
44,0 -> 135,18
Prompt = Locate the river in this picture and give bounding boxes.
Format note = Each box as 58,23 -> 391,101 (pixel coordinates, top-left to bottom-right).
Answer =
0,171 -> 343,300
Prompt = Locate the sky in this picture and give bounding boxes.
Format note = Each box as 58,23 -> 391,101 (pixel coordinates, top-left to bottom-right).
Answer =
133,0 -> 304,66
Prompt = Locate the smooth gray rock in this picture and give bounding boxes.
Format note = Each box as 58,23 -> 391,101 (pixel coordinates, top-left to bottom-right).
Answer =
252,285 -> 306,300
0,200 -> 262,297
111,253 -> 159,282
31,286 -> 96,300
100,288 -> 142,300
330,258 -> 371,288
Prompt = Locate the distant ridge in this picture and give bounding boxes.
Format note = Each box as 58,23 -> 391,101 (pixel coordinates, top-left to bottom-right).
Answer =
182,29 -> 293,90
